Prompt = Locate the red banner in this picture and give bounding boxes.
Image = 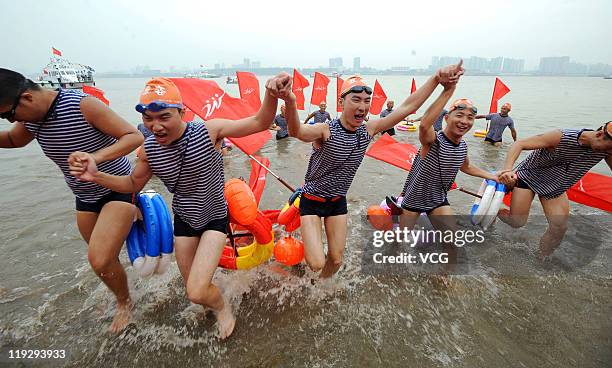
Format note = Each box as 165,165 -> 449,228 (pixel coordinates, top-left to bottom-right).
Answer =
370,80 -> 387,115
182,105 -> 195,122
292,69 -> 310,110
52,47 -> 62,56
82,86 -> 109,106
366,133 -> 418,171
410,78 -> 417,94
170,78 -> 271,155
366,134 -> 458,190
489,77 -> 510,113
310,72 -> 330,106
236,71 -> 261,111
336,76 -> 344,112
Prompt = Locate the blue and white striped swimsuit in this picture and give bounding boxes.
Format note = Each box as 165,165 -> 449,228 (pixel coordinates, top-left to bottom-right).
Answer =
401,131 -> 467,212
515,129 -> 608,199
302,119 -> 372,197
23,89 -> 131,203
144,122 -> 227,230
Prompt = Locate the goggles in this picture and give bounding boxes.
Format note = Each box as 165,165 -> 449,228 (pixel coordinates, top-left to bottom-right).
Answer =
449,103 -> 478,114
341,85 -> 373,98
135,101 -> 183,113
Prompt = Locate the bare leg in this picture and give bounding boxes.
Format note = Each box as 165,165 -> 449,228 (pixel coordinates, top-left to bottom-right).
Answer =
539,193 -> 570,259
300,215 -> 325,272
320,215 -> 348,278
79,201 -> 136,333
184,230 -> 235,339
428,205 -> 459,280
498,187 -> 535,228
399,209 -> 420,231
174,236 -> 200,286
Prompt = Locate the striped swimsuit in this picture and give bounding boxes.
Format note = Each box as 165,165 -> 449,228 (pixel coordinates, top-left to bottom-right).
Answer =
515,129 -> 608,200
401,131 -> 467,212
23,89 -> 131,203
144,122 -> 227,230
302,119 -> 372,197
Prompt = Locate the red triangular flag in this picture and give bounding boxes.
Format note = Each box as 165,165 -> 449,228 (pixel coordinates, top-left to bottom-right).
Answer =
503,172 -> 611,212
292,69 -> 310,110
366,133 -> 418,171
336,76 -> 344,112
82,86 -> 109,106
489,77 -> 510,113
310,72 -> 330,106
236,71 -> 261,111
248,155 -> 270,205
366,134 -> 458,190
170,78 -> 271,155
370,80 -> 387,115
52,47 -> 62,56
410,78 -> 418,114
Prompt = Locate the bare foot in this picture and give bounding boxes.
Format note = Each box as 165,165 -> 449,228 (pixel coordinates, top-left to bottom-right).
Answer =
109,299 -> 133,333
215,301 -> 236,339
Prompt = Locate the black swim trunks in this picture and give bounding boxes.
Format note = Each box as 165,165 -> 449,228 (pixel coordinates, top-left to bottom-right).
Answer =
173,214 -> 229,237
299,194 -> 348,217
75,191 -> 135,213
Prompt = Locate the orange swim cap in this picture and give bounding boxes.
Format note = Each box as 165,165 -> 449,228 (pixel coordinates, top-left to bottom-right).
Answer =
340,75 -> 372,97
449,98 -> 478,114
135,78 -> 183,112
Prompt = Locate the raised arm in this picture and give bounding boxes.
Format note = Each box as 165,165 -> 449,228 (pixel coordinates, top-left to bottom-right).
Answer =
207,72 -> 291,141
418,84 -> 456,146
80,97 -> 144,163
0,122 -> 34,148
286,92 -> 328,142
366,60 -> 464,136
304,112 -> 315,124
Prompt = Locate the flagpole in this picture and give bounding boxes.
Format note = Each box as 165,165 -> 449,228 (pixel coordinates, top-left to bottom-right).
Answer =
248,154 -> 296,192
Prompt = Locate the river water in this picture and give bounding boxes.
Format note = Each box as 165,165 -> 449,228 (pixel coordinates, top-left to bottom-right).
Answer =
0,75 -> 610,367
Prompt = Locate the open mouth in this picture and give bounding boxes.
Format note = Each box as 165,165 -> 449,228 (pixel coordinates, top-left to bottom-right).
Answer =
354,113 -> 365,123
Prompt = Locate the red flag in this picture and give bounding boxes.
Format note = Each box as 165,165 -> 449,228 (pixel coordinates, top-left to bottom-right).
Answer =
366,133 -> 418,171
336,76 -> 344,112
503,172 -> 611,211
410,78 -> 418,114
248,155 -> 270,205
370,80 -> 387,115
292,69 -> 310,110
310,72 -> 330,106
366,134 -> 458,190
170,78 -> 271,155
236,71 -> 261,111
489,77 -> 510,113
567,172 -> 612,212
52,47 -> 62,56
82,86 -> 109,106
182,106 -> 195,122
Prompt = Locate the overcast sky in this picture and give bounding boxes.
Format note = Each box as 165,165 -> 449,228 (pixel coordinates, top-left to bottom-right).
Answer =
1,0 -> 610,73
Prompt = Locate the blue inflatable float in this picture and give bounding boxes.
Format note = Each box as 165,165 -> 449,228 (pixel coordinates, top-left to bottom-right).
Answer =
126,191 -> 174,277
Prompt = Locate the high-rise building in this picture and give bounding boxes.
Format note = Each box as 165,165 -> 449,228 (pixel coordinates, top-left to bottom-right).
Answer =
353,57 -> 360,71
329,57 -> 343,68
538,56 -> 570,75
252,61 -> 261,68
243,58 -> 251,69
465,56 -> 489,72
489,57 -> 503,73
502,58 -> 525,74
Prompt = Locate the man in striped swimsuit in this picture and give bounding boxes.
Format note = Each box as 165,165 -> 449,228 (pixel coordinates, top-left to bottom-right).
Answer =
70,75 -> 292,339
0,68 -> 144,332
399,84 -> 503,280
498,122 -> 612,259
285,62 -> 465,278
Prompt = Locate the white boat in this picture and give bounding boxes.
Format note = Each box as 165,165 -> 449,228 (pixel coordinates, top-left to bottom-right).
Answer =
185,71 -> 221,79
35,56 -> 95,89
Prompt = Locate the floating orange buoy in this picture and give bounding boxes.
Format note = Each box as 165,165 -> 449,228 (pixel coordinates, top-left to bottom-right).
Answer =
274,236 -> 304,266
367,205 -> 393,230
473,129 -> 488,138
225,178 -> 257,225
